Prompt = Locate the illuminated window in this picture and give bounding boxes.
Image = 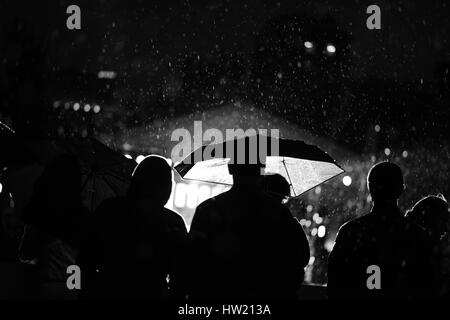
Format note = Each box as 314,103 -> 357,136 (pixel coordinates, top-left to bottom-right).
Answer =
186,184 -> 199,209
174,183 -> 188,208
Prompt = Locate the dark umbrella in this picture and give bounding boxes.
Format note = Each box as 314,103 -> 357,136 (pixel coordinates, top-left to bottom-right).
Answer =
5,137 -> 136,213
175,134 -> 344,197
68,138 -> 137,212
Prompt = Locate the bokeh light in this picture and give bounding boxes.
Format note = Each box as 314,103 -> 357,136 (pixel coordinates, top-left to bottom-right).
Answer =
342,175 -> 352,186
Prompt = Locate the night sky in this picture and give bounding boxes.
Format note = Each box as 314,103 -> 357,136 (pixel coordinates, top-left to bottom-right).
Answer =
1,0 -> 449,152
2,0 -> 449,79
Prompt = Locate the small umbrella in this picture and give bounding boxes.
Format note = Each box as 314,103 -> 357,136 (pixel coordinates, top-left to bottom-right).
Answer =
175,134 -> 344,197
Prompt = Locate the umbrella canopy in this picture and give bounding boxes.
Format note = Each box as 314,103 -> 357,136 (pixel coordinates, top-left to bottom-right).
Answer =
4,137 -> 136,213
68,138 -> 137,212
175,134 -> 344,197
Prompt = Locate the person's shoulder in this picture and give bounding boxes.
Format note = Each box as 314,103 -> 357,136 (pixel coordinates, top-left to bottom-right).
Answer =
337,212 -> 371,237
403,217 -> 430,241
196,190 -> 231,211
162,207 -> 187,228
191,191 -> 232,228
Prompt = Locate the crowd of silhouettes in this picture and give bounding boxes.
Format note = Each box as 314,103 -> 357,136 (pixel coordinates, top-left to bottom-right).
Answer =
0,151 -> 449,300
328,162 -> 448,299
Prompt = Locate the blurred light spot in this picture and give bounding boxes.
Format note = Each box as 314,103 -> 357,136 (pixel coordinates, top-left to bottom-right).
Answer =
315,186 -> 321,194
318,225 -> 326,238
53,101 -> 60,108
124,154 -> 132,159
402,150 -> 408,158
342,175 -> 352,186
83,104 -> 91,112
374,124 -> 381,132
325,240 -> 335,252
316,217 -> 323,224
299,219 -> 307,226
123,143 -> 132,151
93,105 -> 101,113
384,148 -> 391,156
64,102 -> 71,110
313,213 -> 319,222
73,103 -> 80,111
308,256 -> 315,265
136,155 -> 145,164
326,44 -> 336,54
0,182 -> 2,194
304,41 -> 313,49
98,70 -> 116,79
311,228 -> 318,236
306,204 -> 313,213
367,195 -> 372,203
305,220 -> 312,227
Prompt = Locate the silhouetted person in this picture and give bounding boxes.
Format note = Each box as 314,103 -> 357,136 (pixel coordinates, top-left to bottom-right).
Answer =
188,160 -> 310,300
406,194 -> 448,243
327,162 -> 432,299
19,155 -> 88,299
78,155 -> 187,299
263,173 -> 291,203
406,194 -> 449,297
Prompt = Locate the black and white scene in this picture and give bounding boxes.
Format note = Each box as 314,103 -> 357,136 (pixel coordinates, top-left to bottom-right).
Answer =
0,0 -> 449,312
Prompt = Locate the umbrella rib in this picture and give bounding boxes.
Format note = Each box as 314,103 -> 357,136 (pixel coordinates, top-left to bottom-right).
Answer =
97,168 -> 132,183
81,171 -> 94,192
282,157 -> 296,197
102,174 -> 126,196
